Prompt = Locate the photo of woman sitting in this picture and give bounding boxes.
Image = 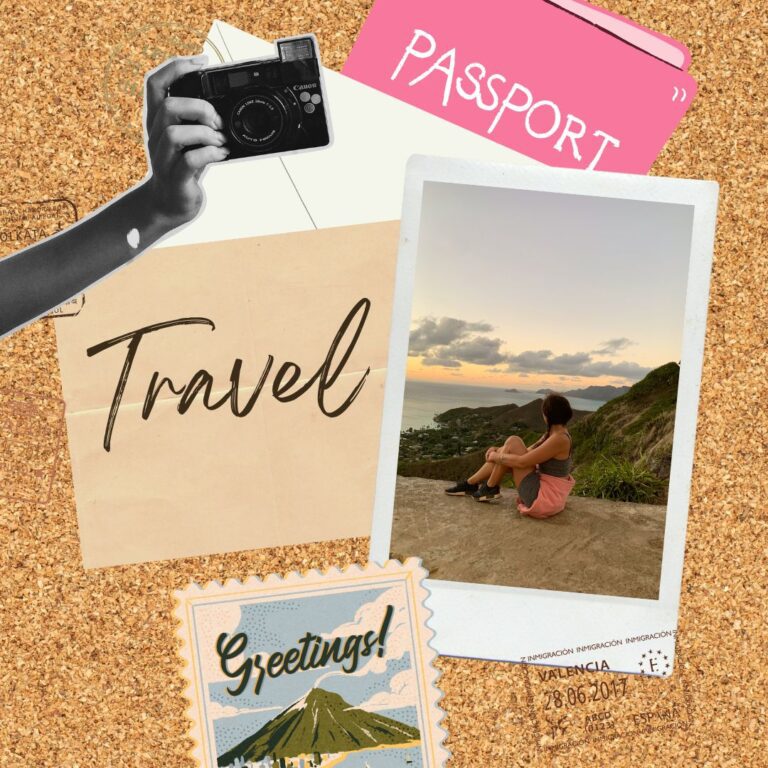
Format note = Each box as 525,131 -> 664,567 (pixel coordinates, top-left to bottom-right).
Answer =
445,393 -> 575,518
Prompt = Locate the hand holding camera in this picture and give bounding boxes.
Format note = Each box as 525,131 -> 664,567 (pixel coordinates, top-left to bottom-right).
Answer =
0,38 -> 332,339
144,54 -> 231,228
0,53 -> 231,338
169,36 -> 331,160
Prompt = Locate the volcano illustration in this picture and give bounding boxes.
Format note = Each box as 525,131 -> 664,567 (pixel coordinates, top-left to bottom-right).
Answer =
216,686 -> 420,766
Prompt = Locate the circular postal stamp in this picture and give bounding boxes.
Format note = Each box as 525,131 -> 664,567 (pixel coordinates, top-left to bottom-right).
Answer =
522,654 -> 694,753
638,648 -> 672,676
0,198 -> 83,318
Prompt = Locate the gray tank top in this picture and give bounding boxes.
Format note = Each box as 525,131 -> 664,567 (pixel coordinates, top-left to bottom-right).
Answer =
538,431 -> 573,477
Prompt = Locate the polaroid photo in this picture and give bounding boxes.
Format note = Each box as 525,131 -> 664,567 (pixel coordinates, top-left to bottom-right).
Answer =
174,559 -> 448,768
371,155 -> 719,674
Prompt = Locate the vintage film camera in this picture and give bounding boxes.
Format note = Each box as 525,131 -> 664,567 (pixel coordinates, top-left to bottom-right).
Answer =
170,36 -> 331,159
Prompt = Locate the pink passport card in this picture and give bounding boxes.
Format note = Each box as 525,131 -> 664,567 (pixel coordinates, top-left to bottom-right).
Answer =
343,0 -> 697,173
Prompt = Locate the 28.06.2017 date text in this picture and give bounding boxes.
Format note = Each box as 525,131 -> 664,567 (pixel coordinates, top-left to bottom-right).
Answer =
544,677 -> 628,709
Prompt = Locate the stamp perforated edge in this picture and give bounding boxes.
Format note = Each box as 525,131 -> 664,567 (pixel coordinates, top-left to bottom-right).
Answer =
172,557 -> 450,768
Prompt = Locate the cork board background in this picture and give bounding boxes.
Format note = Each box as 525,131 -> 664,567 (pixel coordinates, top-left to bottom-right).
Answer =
0,1 -> 765,765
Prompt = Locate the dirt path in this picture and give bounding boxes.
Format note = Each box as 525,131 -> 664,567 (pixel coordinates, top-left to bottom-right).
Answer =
391,476 -> 666,598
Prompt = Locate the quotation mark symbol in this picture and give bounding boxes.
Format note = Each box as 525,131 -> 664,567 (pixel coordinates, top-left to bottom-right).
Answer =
672,86 -> 687,102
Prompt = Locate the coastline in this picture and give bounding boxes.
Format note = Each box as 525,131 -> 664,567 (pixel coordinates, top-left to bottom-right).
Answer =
402,379 -> 604,431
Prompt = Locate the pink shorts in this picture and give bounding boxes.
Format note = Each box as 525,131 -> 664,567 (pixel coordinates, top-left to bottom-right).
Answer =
517,473 -> 575,519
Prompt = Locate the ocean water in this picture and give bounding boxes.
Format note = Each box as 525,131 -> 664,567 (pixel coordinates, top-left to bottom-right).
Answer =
401,379 -> 605,430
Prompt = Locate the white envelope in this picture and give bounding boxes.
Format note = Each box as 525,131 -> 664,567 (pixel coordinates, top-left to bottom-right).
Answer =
160,20 -> 536,248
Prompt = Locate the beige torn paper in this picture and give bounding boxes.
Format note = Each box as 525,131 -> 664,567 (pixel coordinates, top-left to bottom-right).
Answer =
54,221 -> 399,567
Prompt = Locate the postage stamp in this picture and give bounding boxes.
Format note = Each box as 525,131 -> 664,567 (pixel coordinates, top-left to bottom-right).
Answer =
174,559 -> 449,768
521,651 -> 694,752
0,198 -> 82,317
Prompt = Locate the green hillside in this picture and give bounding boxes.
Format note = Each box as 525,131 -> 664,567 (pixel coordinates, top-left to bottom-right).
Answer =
435,397 -> 589,433
570,362 -> 678,482
217,687 -> 419,766
398,364 -> 678,504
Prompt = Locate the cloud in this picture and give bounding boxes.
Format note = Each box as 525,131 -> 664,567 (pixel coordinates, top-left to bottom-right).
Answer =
422,356 -> 461,368
356,668 -> 418,712
439,335 -> 507,365
208,701 -> 282,720
409,315 -> 506,369
313,586 -> 410,688
592,337 -> 636,356
409,316 -> 650,381
409,316 -> 493,355
505,350 -> 650,379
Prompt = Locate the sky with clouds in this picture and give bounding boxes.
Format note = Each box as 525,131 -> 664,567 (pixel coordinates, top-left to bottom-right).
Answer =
408,181 -> 695,390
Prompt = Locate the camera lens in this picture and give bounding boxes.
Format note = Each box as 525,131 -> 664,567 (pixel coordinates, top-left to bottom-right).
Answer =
231,94 -> 287,149
242,106 -> 275,137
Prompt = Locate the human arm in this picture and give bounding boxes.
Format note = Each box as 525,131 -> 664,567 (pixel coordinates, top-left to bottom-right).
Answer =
527,432 -> 548,451
0,55 -> 228,339
489,432 -> 570,469
485,432 -> 546,463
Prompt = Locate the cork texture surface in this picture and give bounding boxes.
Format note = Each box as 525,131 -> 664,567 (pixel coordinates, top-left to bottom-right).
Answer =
0,1 -> 766,766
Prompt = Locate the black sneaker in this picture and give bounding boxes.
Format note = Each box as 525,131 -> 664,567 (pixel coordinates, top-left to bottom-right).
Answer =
444,479 -> 478,496
473,482 -> 501,502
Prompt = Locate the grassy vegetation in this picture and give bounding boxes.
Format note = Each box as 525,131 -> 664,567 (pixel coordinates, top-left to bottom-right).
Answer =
569,362 -> 679,500
573,457 -> 666,504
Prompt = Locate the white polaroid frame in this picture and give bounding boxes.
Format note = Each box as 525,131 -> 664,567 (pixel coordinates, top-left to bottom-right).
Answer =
370,155 -> 719,674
